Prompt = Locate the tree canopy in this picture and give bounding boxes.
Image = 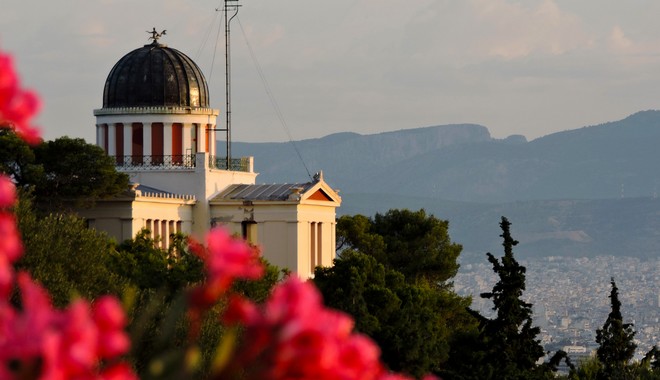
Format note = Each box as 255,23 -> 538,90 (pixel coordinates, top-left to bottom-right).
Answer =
34,136 -> 129,206
595,279 -> 637,379
15,194 -> 126,307
336,209 -> 462,285
0,129 -> 129,208
444,217 -> 553,380
314,250 -> 473,378
0,127 -> 42,187
323,209 -> 473,377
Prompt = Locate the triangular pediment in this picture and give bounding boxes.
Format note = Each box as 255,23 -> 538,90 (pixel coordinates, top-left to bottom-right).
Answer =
300,180 -> 341,205
307,189 -> 333,202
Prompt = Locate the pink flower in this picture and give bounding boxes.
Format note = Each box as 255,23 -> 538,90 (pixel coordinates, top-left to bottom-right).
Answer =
223,295 -> 260,325
189,227 -> 264,307
0,257 -> 13,301
0,176 -> 16,208
0,50 -> 41,144
0,53 -> 18,105
42,300 -> 99,377
0,273 -> 135,379
188,228 -> 265,339
264,275 -> 325,325
204,227 -> 264,284
217,277 -> 393,380
3,274 -> 56,358
336,335 -> 383,380
99,362 -> 139,380
0,212 -> 22,298
0,46 -> 135,379
93,296 -> 130,358
0,212 -> 22,262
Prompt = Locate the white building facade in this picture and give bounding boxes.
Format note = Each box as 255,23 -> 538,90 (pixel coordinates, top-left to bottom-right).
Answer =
81,36 -> 340,278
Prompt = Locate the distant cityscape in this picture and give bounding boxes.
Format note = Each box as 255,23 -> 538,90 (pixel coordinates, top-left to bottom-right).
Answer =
455,255 -> 660,363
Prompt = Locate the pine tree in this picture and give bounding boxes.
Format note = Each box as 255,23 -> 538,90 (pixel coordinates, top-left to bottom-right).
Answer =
595,279 -> 637,379
478,217 -> 548,379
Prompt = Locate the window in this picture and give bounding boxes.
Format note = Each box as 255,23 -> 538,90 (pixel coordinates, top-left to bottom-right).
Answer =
132,122 -> 143,164
241,221 -> 257,244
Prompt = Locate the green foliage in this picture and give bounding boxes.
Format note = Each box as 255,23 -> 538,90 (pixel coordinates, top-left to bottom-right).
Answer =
445,217 -> 550,380
645,346 -> 660,371
314,250 -> 474,378
568,349 -> 660,380
336,209 -> 462,285
33,136 -> 129,207
594,279 -> 637,379
331,209 -> 473,377
111,231 -> 285,379
14,193 -> 126,307
14,200 -> 283,379
125,288 -> 192,379
232,256 -> 288,303
111,229 -> 204,292
638,346 -> 660,379
0,130 -> 129,209
336,214 -> 386,255
568,356 -> 603,380
0,128 -> 43,187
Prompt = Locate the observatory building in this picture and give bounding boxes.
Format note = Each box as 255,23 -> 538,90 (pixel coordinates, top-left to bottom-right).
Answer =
80,35 -> 341,278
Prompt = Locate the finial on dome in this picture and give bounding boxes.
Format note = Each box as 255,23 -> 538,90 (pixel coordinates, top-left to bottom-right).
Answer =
147,27 -> 167,44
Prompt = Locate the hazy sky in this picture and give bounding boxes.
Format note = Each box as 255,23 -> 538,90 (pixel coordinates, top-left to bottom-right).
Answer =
3,0 -> 660,143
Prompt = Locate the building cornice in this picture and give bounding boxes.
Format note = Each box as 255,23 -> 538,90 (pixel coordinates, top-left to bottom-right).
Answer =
94,106 -> 219,116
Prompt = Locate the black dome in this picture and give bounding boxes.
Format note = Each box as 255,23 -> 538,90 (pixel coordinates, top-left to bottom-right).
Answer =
103,42 -> 210,108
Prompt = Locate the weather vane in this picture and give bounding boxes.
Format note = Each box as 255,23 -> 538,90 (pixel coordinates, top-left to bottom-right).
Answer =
147,27 -> 166,43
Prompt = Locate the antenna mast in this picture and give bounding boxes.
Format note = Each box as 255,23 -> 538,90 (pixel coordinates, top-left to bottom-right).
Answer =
224,0 -> 240,169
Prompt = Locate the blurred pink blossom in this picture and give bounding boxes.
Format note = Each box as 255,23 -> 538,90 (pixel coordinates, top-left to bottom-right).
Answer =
0,176 -> 16,207
219,277 -> 411,380
0,273 -> 136,379
189,227 -> 264,308
0,50 -> 40,144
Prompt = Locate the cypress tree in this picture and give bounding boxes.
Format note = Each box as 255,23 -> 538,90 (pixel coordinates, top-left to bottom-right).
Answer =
595,279 -> 637,379
478,217 -> 547,379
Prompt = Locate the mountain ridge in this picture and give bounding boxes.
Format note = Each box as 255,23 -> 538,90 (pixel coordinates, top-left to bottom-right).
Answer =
231,110 -> 660,259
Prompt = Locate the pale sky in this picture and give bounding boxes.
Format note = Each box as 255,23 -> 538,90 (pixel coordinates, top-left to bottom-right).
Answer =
3,0 -> 660,143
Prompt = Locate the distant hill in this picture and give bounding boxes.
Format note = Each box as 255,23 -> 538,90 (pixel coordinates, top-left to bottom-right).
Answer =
339,193 -> 660,262
231,111 -> 660,259
234,111 -> 660,202
233,123 -> 492,196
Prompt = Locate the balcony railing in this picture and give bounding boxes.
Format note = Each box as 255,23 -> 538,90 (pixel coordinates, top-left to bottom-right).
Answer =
111,154 -> 251,172
209,156 -> 251,172
112,155 -> 196,170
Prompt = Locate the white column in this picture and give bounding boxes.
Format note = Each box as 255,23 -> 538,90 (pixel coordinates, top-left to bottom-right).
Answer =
183,123 -> 192,155
210,125 -> 216,156
107,124 -> 116,156
199,124 -> 204,154
123,124 -> 132,164
310,222 -> 316,273
330,221 -> 336,261
163,123 -> 173,156
143,123 -> 152,157
96,124 -> 102,148
161,220 -> 168,250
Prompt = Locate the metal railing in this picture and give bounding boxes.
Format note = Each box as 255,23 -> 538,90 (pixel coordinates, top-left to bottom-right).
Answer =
112,155 -> 196,170
209,156 -> 251,172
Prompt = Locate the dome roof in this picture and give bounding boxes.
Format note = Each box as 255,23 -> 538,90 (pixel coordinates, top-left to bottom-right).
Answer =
102,41 -> 210,108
